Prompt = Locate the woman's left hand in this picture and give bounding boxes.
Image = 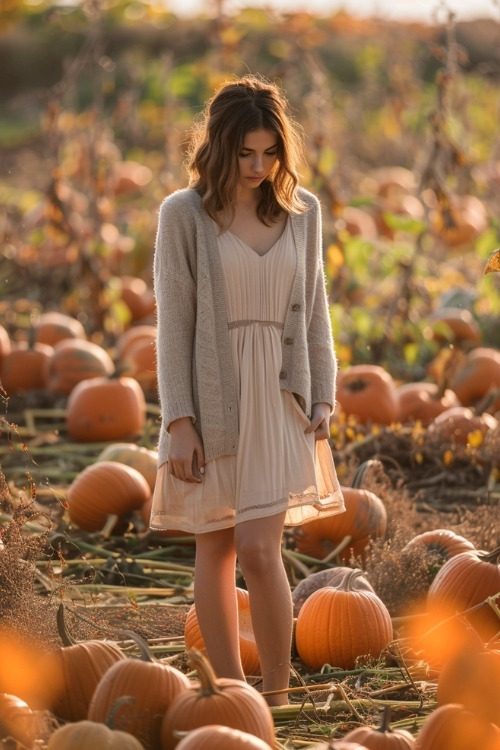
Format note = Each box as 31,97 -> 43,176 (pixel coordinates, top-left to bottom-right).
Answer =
305,402 -> 331,441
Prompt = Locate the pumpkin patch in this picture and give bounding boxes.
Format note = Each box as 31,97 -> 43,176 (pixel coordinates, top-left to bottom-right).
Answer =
2,7 -> 500,748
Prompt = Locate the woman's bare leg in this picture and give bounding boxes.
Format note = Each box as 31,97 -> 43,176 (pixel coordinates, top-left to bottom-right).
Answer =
194,527 -> 246,681
235,512 -> 292,705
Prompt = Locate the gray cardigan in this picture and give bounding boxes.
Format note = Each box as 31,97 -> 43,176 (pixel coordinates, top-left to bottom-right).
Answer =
153,186 -> 337,466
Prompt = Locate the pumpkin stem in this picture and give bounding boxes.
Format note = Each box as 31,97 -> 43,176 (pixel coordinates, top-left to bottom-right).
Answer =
351,459 -> 383,489
379,704 -> 392,732
187,648 -> 223,696
57,603 -> 77,647
115,629 -> 156,662
339,568 -> 367,592
478,546 -> 500,564
105,695 -> 135,729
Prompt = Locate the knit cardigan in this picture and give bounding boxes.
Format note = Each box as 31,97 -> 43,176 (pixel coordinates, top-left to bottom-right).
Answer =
153,186 -> 337,466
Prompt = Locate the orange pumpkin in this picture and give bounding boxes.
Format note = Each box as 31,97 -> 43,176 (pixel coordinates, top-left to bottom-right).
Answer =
161,649 -> 275,750
46,720 -> 146,750
0,693 -> 43,747
47,605 -> 127,722
396,382 -> 461,424
402,529 -> 475,566
45,338 -> 114,394
116,324 -> 157,360
414,704 -> 500,750
428,307 -> 482,346
295,569 -> 394,670
97,442 -> 159,492
119,276 -> 156,323
35,311 -> 86,346
66,375 -> 146,442
426,405 -> 498,446
449,347 -> 500,412
292,566 -> 375,618
292,486 -> 387,563
437,641 -> 500,726
430,193 -> 489,249
175,725 -> 274,750
343,705 -> 416,748
111,161 -> 153,196
120,336 -> 157,395
88,633 -> 190,750
184,588 -> 260,676
66,461 -> 151,532
0,340 -> 53,394
427,547 -> 500,640
335,365 -> 400,425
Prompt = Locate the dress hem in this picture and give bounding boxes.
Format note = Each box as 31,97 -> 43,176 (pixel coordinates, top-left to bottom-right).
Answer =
150,487 -> 345,535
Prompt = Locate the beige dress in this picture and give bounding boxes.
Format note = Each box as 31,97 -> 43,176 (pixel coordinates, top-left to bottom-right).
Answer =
150,219 -> 344,534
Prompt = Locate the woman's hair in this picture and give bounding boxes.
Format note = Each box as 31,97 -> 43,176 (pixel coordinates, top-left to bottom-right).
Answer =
187,74 -> 306,227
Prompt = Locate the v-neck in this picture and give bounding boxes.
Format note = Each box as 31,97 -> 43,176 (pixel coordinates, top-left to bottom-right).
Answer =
227,218 -> 288,258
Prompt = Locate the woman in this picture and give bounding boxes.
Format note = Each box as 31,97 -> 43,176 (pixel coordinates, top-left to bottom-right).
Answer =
150,74 -> 344,705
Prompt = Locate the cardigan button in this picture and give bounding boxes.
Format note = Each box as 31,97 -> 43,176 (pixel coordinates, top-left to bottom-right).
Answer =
283,337 -> 294,345
291,303 -> 301,312
279,370 -> 287,380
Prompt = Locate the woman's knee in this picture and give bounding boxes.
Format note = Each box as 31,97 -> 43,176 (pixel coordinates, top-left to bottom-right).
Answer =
236,534 -> 281,577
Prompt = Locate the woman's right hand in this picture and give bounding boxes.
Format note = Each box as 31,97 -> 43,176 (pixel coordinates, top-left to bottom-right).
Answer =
167,417 -> 205,482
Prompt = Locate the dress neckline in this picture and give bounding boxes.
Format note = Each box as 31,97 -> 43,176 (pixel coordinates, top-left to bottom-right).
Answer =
226,218 -> 288,258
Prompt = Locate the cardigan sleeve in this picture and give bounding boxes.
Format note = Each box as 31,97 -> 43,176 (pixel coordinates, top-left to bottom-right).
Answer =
154,191 -> 198,432
305,195 -> 337,410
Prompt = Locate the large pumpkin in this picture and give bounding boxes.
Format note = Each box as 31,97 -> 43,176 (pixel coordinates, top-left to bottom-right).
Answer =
292,486 -> 387,563
437,641 -> 500,726
414,704 -> 500,750
66,375 -> 146,442
335,365 -> 399,425
402,529 -> 475,566
184,588 -> 260,676
449,346 -> 500,412
119,275 -> 156,323
342,706 -> 416,748
295,569 -> 394,670
427,547 -> 500,640
88,633 -> 190,750
97,442 -> 159,492
116,324 -> 157,360
161,650 -> 275,750
428,307 -> 482,346
0,340 -> 53,394
426,405 -> 498,446
175,725 -> 274,750
120,336 -> 157,395
396,382 -> 460,425
44,338 -> 115,394
46,605 -> 127,722
292,566 -> 375,618
46,720 -> 146,750
66,461 -> 151,532
0,693 -> 43,748
35,311 -> 86,346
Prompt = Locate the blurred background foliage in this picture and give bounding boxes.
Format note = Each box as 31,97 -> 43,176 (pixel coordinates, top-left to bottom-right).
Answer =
1,0 -> 500,377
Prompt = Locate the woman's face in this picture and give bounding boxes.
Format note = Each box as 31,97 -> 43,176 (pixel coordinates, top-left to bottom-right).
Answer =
237,128 -> 279,192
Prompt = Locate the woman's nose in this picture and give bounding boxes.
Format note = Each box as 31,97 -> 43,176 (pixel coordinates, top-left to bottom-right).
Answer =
252,155 -> 264,172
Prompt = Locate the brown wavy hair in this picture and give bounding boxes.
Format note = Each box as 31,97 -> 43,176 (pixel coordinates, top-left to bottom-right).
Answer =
187,74 -> 306,228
